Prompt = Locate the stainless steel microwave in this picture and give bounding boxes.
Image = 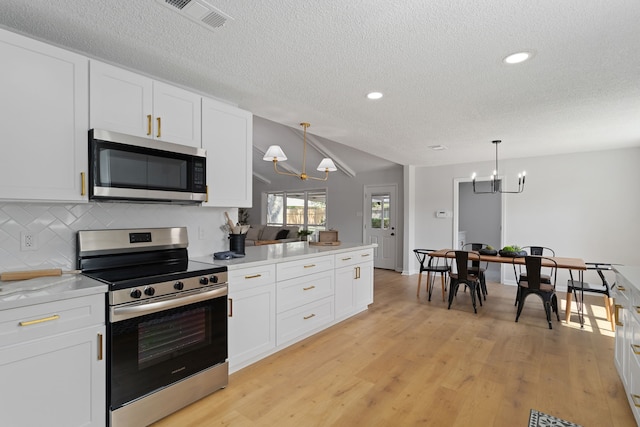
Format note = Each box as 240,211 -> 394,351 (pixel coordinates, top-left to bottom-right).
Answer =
89,129 -> 207,204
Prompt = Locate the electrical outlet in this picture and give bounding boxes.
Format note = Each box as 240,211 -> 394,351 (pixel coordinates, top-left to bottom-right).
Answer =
20,232 -> 37,251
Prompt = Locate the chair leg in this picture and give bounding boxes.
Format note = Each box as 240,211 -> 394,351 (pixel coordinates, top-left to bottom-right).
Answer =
416,272 -> 422,298
564,290 -> 572,323
544,299 -> 553,329
515,289 -> 525,322
480,272 -> 487,300
476,282 -> 483,307
469,282 -> 477,314
440,273 -> 446,302
426,272 -> 433,301
604,295 -> 615,332
552,294 -> 560,321
448,279 -> 458,310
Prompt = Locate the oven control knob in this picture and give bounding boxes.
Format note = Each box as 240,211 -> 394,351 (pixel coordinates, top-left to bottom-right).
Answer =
130,289 -> 142,299
199,277 -> 209,285
144,287 -> 155,296
174,281 -> 184,290
210,275 -> 219,283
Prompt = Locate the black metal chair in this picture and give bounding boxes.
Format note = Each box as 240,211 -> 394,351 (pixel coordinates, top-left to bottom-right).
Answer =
413,249 -> 450,301
512,246 -> 555,306
461,242 -> 490,299
566,262 -> 616,331
446,250 -> 483,313
513,256 -> 559,329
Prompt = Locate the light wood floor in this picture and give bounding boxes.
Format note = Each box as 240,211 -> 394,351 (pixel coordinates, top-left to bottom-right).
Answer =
153,269 -> 636,427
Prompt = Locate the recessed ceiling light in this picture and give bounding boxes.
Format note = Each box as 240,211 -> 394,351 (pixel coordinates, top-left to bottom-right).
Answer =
366,92 -> 383,100
504,51 -> 531,64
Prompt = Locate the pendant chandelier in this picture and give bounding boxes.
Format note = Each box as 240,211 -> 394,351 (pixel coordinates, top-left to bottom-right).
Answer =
263,122 -> 337,181
472,140 -> 526,194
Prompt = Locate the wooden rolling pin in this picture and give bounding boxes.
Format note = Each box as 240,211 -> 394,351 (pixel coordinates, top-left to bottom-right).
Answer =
0,269 -> 81,281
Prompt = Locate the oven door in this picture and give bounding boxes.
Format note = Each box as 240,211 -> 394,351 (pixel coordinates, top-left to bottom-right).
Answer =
108,285 -> 227,410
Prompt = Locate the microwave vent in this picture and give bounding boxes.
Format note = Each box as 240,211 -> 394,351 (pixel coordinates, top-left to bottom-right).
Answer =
157,0 -> 233,30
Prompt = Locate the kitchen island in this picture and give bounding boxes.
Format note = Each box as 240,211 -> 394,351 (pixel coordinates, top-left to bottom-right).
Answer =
195,241 -> 377,372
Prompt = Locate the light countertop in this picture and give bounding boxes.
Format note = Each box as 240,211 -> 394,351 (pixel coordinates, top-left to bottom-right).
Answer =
193,241 -> 377,270
0,274 -> 107,311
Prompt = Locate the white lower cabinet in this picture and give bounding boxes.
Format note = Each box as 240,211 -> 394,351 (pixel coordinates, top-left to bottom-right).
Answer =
227,265 -> 276,372
614,267 -> 640,426
335,249 -> 374,320
0,294 -> 106,427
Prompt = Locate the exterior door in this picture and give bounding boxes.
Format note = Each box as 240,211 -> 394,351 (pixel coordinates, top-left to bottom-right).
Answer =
364,184 -> 397,270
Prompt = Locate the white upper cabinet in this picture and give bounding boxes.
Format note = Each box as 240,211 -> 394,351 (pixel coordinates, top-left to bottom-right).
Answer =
202,97 -> 253,207
0,28 -> 88,202
90,61 -> 201,147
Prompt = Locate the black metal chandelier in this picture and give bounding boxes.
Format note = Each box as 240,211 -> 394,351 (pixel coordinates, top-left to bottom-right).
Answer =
472,140 -> 526,194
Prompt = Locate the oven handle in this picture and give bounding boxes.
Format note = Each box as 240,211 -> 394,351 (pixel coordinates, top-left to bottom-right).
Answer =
110,285 -> 227,323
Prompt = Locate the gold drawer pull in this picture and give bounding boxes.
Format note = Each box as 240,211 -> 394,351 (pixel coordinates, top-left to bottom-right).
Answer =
303,313 -> 316,320
341,257 -> 352,261
146,115 -> 152,135
615,304 -> 623,327
156,117 -> 161,137
19,314 -> 60,327
632,394 -> 640,408
361,253 -> 370,257
304,264 -> 316,269
632,344 -> 640,355
618,286 -> 627,292
303,285 -> 316,291
245,274 -> 262,279
636,306 -> 640,315
228,298 -> 233,317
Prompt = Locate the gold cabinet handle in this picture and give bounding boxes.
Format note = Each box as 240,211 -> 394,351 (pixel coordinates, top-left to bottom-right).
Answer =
303,313 -> 316,320
354,266 -> 361,279
98,333 -> 103,361
156,117 -> 161,138
636,306 -> 640,315
341,257 -> 352,261
632,394 -> 640,408
618,286 -> 627,292
245,274 -> 262,279
304,264 -> 316,269
615,304 -> 623,327
205,185 -> 209,203
303,285 -> 316,291
361,253 -> 370,257
19,314 -> 60,327
80,172 -> 86,196
146,114 -> 152,135
228,298 -> 233,317
632,344 -> 640,355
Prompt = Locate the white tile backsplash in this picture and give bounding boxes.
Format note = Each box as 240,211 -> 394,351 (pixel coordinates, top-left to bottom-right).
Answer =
0,202 -> 236,272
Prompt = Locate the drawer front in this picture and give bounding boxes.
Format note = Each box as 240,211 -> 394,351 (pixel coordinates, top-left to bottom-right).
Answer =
229,264 -> 276,290
277,270 -> 334,314
0,294 -> 104,347
277,255 -> 334,281
276,296 -> 334,345
629,318 -> 640,424
334,249 -> 374,268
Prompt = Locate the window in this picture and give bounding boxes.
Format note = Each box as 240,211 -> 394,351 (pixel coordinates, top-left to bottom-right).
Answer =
266,189 -> 327,233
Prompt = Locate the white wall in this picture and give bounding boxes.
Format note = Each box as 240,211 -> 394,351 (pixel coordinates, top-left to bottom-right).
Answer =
0,202 -> 236,272
406,147 -> 640,287
250,165 -> 405,271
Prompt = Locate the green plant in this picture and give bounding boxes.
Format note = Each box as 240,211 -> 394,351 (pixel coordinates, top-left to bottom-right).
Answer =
502,245 -> 522,252
298,229 -> 313,237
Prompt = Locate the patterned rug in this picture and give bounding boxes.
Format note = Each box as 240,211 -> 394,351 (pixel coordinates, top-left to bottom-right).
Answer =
529,409 -> 583,427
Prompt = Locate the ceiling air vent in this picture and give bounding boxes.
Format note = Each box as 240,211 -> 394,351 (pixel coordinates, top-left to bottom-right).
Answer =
157,0 -> 233,30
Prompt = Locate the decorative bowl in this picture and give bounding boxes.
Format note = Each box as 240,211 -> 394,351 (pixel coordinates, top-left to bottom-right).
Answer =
499,250 -> 527,257
478,248 -> 498,256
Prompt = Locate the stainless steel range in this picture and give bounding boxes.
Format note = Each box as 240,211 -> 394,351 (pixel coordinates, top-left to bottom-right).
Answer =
77,227 -> 228,427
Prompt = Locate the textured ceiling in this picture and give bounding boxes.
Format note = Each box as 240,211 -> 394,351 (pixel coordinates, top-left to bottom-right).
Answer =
1,0 -> 639,168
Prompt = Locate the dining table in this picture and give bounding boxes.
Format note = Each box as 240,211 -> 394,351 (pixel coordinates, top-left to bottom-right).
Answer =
428,249 -> 588,326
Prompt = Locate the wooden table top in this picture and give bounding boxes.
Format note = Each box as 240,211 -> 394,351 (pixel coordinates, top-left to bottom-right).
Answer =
429,249 -> 587,270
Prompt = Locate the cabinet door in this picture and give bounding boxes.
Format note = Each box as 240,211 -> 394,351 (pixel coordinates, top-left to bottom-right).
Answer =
0,325 -> 106,427
335,266 -> 357,319
153,81 -> 201,147
355,261 -> 374,308
202,97 -> 253,207
90,60 -> 153,138
0,28 -> 88,201
228,284 -> 276,372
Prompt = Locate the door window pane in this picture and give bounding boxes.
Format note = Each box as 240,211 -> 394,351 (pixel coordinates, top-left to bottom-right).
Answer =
371,194 -> 390,229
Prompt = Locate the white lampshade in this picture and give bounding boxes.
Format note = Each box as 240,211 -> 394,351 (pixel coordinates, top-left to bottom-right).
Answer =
263,145 -> 287,161
317,158 -> 337,172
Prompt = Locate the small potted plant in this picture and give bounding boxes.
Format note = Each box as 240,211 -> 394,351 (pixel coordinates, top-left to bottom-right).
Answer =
298,229 -> 313,241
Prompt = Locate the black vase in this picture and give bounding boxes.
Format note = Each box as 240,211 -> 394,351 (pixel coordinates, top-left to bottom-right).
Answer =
229,233 -> 246,255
